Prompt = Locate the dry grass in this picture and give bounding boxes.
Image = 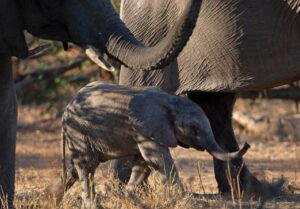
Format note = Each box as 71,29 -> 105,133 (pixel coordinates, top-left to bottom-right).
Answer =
61,174 -> 198,209
1,98 -> 299,209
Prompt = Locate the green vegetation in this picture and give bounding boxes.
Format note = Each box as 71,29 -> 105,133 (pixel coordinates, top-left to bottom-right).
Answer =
111,0 -> 121,13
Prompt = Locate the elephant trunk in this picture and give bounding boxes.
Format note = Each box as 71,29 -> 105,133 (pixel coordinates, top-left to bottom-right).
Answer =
103,0 -> 201,70
209,143 -> 250,161
202,132 -> 250,161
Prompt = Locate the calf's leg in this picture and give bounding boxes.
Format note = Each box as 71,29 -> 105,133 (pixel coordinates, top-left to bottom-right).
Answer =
126,156 -> 151,191
73,156 -> 99,209
137,137 -> 183,191
113,157 -> 135,184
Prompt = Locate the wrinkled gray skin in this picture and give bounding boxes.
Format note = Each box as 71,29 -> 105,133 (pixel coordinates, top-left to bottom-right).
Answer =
118,0 -> 298,197
0,57 -> 17,208
0,0 -> 202,208
61,82 -> 249,209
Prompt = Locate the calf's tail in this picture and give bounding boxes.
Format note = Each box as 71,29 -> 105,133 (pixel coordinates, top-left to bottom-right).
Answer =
61,127 -> 67,192
61,125 -> 79,194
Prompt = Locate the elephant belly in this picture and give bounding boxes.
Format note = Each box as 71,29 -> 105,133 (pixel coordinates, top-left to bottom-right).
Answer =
64,114 -> 140,161
120,0 -> 300,93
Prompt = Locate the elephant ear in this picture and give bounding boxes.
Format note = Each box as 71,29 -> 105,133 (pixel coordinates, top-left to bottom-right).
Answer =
0,0 -> 28,58
129,88 -> 178,148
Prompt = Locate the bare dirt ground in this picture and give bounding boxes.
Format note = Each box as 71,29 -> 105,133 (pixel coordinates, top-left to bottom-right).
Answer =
13,98 -> 300,209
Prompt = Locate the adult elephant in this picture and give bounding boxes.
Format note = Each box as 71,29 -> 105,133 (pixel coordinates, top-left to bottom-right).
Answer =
118,0 -> 298,197
0,0 -> 201,208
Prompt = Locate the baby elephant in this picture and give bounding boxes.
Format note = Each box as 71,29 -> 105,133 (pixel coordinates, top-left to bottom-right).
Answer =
61,81 -> 249,208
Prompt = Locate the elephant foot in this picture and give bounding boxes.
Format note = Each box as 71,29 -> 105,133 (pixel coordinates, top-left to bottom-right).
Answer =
0,203 -> 14,209
82,193 -> 100,209
241,173 -> 285,200
0,171 -> 15,209
0,195 -> 14,209
216,161 -> 285,201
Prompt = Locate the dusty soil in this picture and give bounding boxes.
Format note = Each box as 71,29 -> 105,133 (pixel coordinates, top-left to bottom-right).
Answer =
13,98 -> 300,209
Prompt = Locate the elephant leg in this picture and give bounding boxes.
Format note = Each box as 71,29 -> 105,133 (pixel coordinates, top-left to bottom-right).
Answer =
73,164 -> 92,209
113,157 -> 136,184
137,137 -> 183,191
73,156 -> 99,209
0,56 -> 17,209
187,92 -> 269,196
126,156 -> 151,191
88,171 -> 100,209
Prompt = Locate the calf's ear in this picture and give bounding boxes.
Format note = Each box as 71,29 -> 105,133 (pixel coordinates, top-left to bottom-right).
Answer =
0,0 -> 28,58
129,88 -> 178,148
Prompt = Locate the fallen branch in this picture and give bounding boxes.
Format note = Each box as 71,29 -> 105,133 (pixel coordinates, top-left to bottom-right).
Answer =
22,57 -> 86,78
67,69 -> 99,83
233,111 -> 270,135
15,57 -> 87,93
239,87 -> 300,101
233,111 -> 300,141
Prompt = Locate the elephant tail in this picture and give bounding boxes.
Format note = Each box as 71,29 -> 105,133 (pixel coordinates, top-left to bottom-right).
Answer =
44,126 -> 78,204
61,126 -> 67,192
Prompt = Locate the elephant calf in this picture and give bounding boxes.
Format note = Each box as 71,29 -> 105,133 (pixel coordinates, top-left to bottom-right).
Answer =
61,81 -> 250,208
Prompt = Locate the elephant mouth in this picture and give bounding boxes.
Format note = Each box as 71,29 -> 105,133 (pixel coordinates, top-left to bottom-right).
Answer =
34,24 -> 70,43
177,140 -> 190,148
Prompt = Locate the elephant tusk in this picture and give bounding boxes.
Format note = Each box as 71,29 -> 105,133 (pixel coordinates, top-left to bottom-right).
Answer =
28,43 -> 51,57
84,45 -> 116,72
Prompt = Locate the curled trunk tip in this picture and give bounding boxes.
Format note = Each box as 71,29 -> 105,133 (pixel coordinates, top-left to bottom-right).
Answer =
237,142 -> 251,157
211,142 -> 251,161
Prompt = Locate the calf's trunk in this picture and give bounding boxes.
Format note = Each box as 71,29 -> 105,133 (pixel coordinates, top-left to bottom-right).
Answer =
202,132 -> 250,161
